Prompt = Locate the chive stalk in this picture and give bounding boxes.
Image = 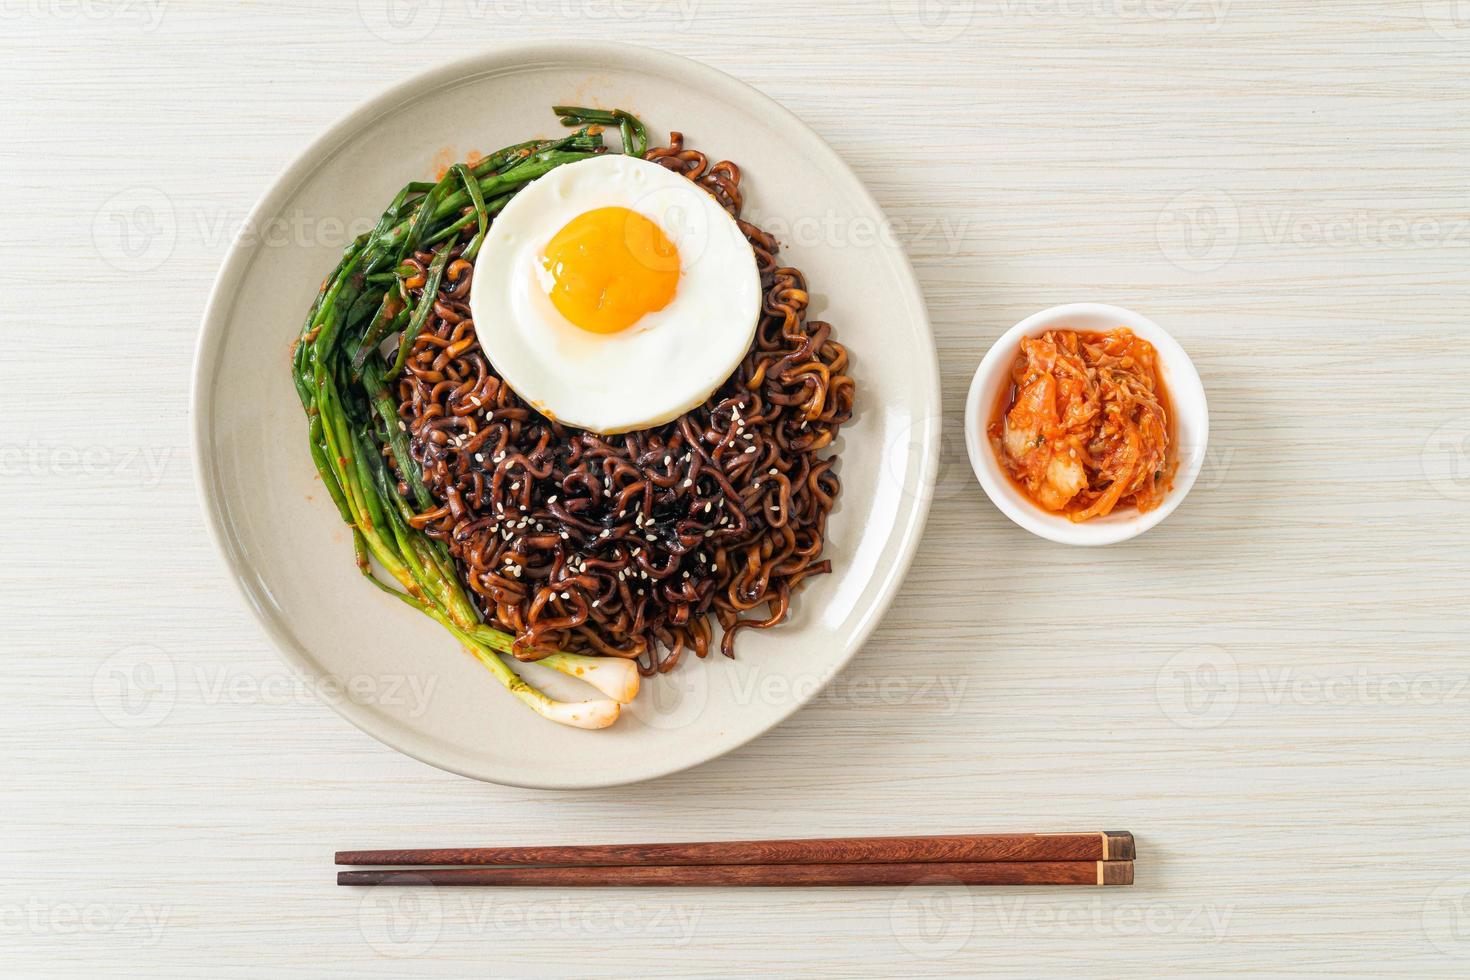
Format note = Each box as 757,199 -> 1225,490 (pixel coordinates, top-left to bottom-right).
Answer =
289,107 -> 650,727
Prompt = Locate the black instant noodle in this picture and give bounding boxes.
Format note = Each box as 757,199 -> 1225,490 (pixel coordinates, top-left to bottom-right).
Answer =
392,134 -> 854,676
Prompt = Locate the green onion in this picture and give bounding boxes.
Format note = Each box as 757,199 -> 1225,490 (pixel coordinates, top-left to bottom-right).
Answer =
553,106 -> 648,156
289,106 -> 650,728
388,243 -> 451,379
450,163 -> 489,261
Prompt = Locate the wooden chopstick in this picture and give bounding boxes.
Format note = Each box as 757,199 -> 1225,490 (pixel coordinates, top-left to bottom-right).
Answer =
336,831 -> 1134,868
338,860 -> 1134,888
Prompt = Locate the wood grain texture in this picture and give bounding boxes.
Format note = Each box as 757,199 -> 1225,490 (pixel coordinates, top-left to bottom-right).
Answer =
336,861 -> 1132,887
335,831 -> 1131,865
5,1 -> 1470,976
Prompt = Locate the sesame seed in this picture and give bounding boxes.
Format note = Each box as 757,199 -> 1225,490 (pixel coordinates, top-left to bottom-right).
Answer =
645,534 -> 657,541
744,446 -> 757,454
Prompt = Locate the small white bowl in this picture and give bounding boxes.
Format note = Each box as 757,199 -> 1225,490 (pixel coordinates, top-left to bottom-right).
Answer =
964,303 -> 1209,546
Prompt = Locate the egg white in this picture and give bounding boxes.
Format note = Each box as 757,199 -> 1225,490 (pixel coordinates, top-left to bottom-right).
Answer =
469,153 -> 761,434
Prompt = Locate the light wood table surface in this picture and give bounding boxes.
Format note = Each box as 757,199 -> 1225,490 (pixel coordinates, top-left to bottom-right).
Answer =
6,2 -> 1470,975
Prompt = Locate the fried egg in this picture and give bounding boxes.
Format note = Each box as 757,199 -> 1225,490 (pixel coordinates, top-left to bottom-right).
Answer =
469,153 -> 761,434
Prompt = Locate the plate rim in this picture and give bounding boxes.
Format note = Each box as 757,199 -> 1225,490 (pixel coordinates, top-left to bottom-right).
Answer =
190,41 -> 941,789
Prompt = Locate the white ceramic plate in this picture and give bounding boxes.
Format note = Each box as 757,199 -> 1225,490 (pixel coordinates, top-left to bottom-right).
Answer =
192,43 -> 939,789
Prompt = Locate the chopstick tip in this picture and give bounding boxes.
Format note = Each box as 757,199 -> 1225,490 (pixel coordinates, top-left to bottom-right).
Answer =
1099,860 -> 1134,886
1103,831 -> 1135,862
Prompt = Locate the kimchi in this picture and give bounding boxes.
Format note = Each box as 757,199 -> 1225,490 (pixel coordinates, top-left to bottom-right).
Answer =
989,328 -> 1173,521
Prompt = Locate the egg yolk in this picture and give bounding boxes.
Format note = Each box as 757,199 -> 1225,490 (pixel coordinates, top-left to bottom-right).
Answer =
541,207 -> 680,334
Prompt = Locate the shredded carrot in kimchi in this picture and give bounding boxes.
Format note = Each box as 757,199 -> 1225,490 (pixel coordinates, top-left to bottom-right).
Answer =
988,328 -> 1174,521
